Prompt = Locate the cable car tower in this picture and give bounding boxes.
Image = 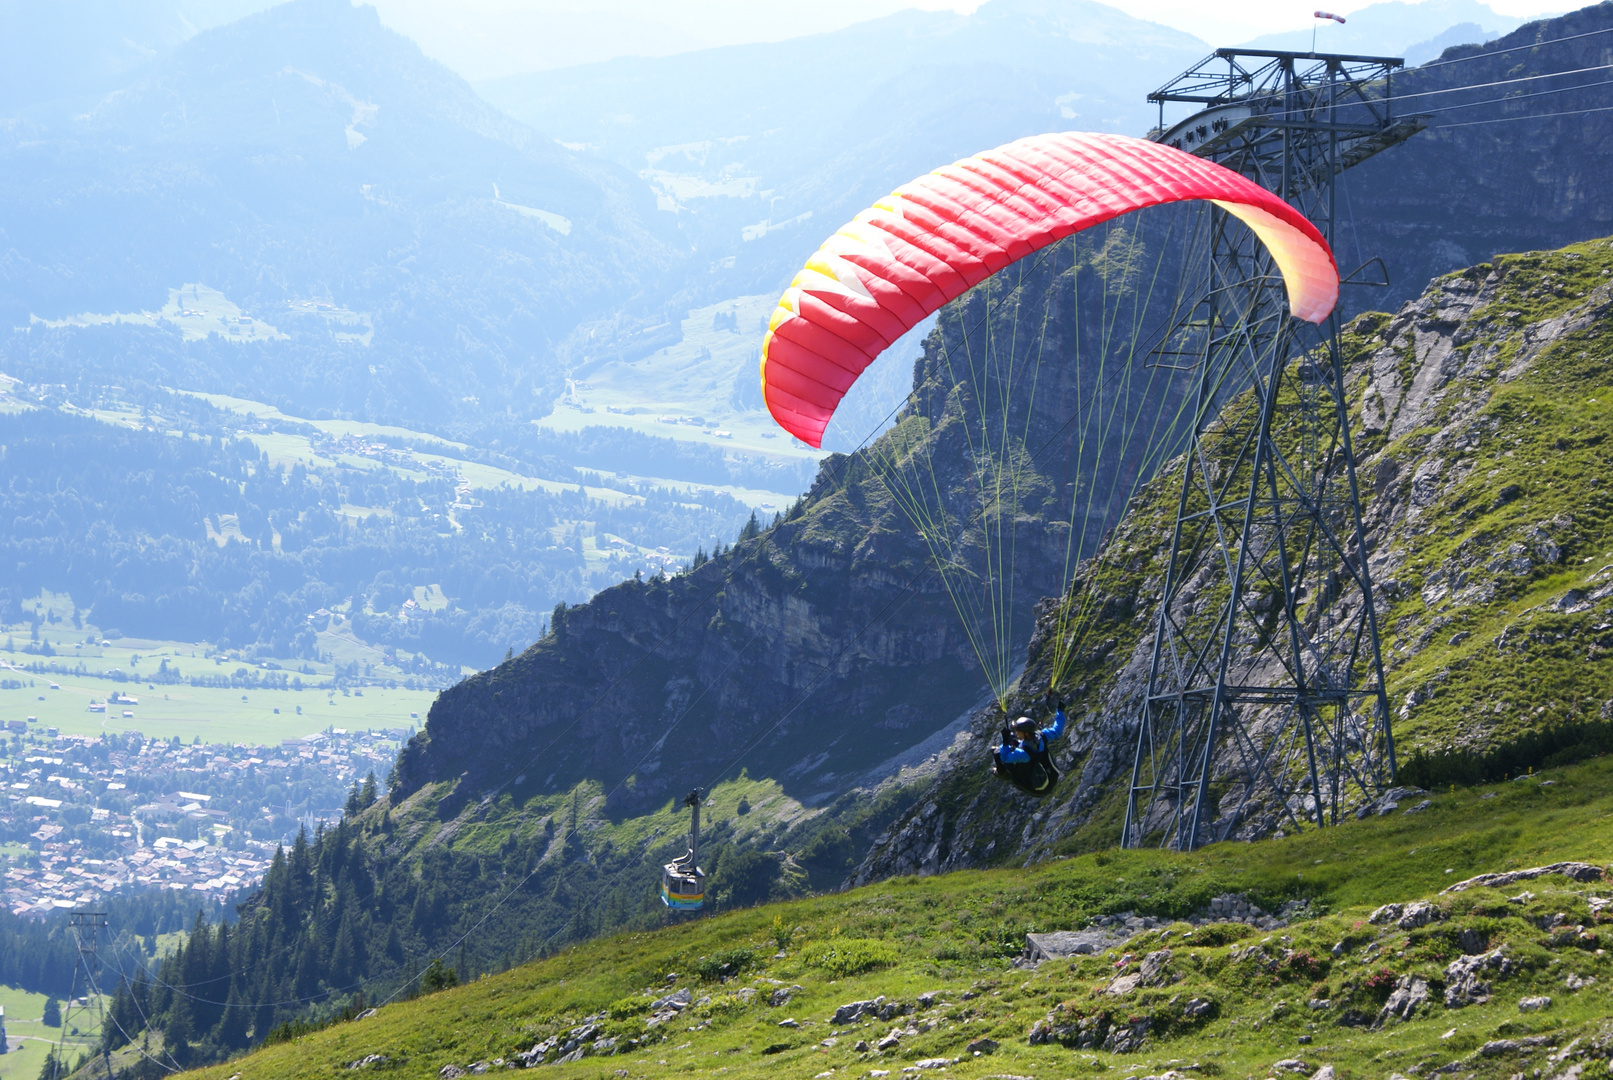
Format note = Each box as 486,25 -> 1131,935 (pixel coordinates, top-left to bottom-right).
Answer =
661,790 -> 706,910
1122,50 -> 1426,850
51,911 -> 112,1080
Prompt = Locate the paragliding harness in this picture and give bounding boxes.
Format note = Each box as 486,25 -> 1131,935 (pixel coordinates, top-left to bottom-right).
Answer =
992,727 -> 1061,798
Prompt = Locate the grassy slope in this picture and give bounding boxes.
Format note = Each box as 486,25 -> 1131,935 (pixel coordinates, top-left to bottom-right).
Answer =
928,236 -> 1613,864
372,765 -> 925,954
1347,242 -> 1613,749
184,756 -> 1613,1080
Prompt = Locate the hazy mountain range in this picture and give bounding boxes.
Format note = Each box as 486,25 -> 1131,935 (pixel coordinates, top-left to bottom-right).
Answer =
1,0 -> 1549,440
2,0 -> 1605,669
1244,0 -> 1540,62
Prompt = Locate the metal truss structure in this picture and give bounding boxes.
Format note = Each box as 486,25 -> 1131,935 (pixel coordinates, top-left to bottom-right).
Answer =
1122,50 -> 1427,851
50,912 -> 112,1080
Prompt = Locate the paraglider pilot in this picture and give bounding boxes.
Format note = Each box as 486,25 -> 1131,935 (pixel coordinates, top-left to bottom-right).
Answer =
992,694 -> 1066,797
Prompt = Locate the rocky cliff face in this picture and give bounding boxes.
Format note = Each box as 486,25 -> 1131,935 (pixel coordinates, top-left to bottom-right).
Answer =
394,237 -> 1189,815
852,235 -> 1613,882
1345,2 -> 1613,315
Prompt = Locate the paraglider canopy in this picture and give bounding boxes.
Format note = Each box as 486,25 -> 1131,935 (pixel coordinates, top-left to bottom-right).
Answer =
759,131 -> 1339,449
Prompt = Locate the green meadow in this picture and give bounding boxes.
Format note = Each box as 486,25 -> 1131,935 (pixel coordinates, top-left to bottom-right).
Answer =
0,986 -> 102,1080
1,632 -> 433,746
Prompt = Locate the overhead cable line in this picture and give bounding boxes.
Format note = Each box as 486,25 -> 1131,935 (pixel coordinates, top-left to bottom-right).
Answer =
362,299 -> 1030,1008
705,229 -> 1210,794
1380,60 -> 1613,104
1422,76 -> 1613,115
1406,24 -> 1613,73
1435,100 -> 1613,126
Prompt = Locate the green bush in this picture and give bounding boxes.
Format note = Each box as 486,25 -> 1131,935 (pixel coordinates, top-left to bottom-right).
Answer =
693,947 -> 756,982
1182,922 -> 1255,947
770,915 -> 793,951
606,995 -> 649,1020
1400,719 -> 1613,787
1364,967 -> 1398,999
800,938 -> 899,977
1279,950 -> 1327,981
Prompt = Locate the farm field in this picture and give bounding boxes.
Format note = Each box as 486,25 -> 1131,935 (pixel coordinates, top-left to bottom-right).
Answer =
0,671 -> 428,746
25,390 -> 646,508
1,619 -> 435,745
9,591 -> 468,685
541,294 -> 927,460
138,394 -> 645,505
0,985 -> 102,1080
184,389 -> 794,509
538,295 -> 828,472
175,393 -> 453,449
30,283 -> 284,343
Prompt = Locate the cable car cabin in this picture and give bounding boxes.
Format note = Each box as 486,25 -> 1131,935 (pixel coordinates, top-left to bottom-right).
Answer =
660,789 -> 705,911
660,862 -> 705,910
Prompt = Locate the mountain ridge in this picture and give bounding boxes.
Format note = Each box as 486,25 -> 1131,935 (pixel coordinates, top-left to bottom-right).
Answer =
0,0 -> 680,434
477,0 -> 1208,308
852,233 -> 1613,883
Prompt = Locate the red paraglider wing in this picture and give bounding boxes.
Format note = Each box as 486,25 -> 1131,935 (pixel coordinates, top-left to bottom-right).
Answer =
760,131 -> 1339,449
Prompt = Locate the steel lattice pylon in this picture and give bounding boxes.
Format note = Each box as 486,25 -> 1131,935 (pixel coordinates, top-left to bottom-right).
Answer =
1122,50 -> 1427,850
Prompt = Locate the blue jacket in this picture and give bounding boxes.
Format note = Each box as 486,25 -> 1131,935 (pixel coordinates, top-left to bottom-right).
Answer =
998,708 -> 1066,763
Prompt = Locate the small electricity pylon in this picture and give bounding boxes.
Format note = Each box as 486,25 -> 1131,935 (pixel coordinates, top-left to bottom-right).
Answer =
1123,50 -> 1426,850
54,911 -> 113,1080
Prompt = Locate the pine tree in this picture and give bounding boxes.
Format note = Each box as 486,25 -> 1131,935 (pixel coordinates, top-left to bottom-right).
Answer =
330,907 -> 359,988
102,978 -> 134,1053
420,957 -> 458,993
218,986 -> 249,1050
163,990 -> 196,1067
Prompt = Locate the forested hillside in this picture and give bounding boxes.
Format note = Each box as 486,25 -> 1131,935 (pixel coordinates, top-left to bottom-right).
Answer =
0,889 -> 222,999
0,401 -> 754,669
88,777 -> 926,1069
